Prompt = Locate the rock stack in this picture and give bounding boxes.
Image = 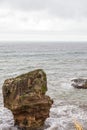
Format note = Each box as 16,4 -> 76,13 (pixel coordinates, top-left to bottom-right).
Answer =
3,69 -> 53,130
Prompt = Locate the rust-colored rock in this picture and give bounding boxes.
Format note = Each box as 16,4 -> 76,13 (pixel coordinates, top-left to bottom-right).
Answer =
3,69 -> 53,130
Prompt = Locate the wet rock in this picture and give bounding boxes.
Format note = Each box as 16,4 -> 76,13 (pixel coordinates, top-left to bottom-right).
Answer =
3,69 -> 53,130
71,78 -> 87,89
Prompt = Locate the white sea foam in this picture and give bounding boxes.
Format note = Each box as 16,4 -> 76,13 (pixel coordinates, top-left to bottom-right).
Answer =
45,103 -> 87,130
0,107 -> 14,129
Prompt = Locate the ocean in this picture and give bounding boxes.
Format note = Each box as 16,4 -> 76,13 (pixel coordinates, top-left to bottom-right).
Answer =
0,42 -> 87,130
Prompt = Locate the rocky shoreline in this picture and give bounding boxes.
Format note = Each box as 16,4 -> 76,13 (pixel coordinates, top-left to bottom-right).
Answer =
2,69 -> 86,130
2,69 -> 53,130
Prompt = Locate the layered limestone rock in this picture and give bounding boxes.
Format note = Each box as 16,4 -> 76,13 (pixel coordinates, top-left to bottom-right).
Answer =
71,78 -> 87,89
3,69 -> 53,130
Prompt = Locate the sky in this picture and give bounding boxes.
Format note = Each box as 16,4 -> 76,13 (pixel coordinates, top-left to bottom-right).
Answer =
0,0 -> 87,41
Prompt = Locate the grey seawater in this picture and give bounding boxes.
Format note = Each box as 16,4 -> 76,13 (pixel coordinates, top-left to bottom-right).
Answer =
0,42 -> 87,130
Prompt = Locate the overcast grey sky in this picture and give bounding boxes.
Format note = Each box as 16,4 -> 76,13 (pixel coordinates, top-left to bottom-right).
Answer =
0,0 -> 87,41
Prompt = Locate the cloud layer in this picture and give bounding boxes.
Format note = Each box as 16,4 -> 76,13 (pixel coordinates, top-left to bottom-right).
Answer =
0,0 -> 87,41
0,0 -> 87,18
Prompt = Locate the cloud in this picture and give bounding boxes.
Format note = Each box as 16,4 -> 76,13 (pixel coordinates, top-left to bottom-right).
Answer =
0,0 -> 87,41
0,0 -> 87,19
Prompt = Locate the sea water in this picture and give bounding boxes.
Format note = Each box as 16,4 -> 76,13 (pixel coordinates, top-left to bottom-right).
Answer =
0,42 -> 87,130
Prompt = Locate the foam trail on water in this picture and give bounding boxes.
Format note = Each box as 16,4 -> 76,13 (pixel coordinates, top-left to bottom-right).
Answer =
0,107 -> 14,129
45,103 -> 87,130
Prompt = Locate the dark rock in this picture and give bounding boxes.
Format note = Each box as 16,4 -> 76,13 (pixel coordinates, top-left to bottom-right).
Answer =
3,69 -> 53,130
71,78 -> 87,89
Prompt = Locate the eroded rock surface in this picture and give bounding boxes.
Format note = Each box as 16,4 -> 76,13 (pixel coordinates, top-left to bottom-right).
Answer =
3,69 -> 53,130
71,78 -> 87,89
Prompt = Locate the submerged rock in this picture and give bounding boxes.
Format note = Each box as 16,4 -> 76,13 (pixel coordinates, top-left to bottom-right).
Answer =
3,69 -> 53,130
71,78 -> 87,89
